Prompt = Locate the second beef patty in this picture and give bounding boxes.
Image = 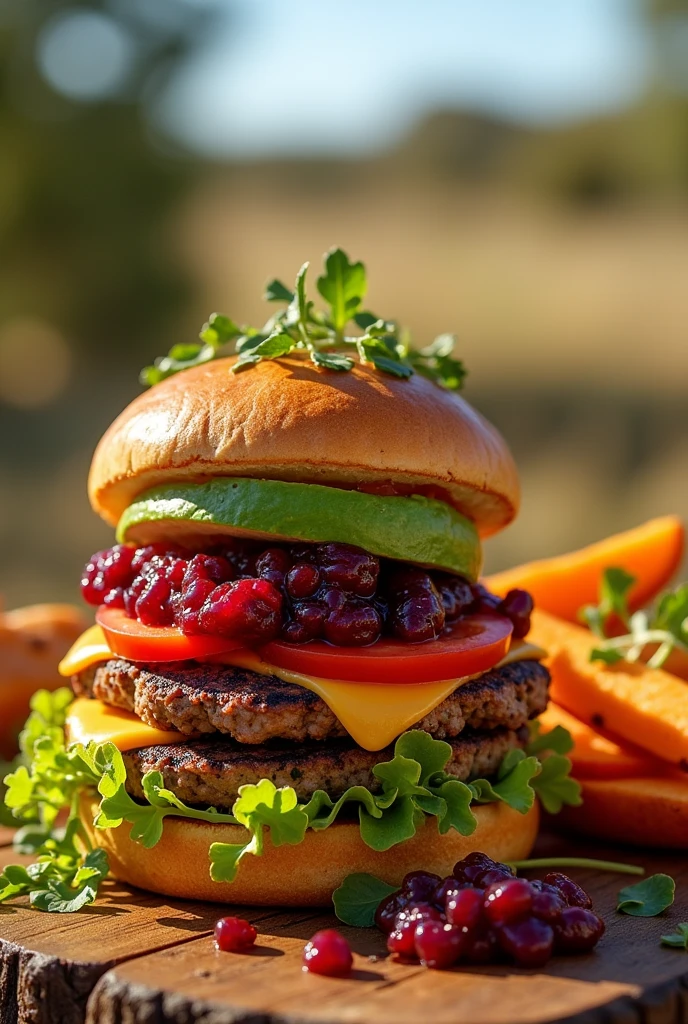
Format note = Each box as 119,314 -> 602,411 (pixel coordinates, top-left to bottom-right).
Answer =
74,658 -> 549,744
123,725 -> 530,808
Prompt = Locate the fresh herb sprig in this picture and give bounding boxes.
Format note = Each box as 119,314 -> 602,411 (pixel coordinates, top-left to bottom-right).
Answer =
0,691 -> 579,911
581,569 -> 688,668
140,248 -> 467,390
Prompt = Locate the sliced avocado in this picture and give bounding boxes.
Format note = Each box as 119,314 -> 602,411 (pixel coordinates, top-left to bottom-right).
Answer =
116,479 -> 482,580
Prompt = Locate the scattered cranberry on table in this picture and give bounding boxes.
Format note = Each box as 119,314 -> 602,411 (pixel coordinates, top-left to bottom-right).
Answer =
81,539 -> 533,647
214,916 -> 257,952
377,853 -> 605,970
302,929 -> 353,977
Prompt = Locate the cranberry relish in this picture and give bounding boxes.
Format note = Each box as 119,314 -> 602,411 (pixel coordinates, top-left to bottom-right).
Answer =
377,853 -> 605,969
81,540 -> 533,648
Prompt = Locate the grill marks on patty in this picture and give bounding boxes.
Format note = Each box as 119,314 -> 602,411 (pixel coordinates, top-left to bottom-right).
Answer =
74,658 -> 549,745
123,726 -> 530,809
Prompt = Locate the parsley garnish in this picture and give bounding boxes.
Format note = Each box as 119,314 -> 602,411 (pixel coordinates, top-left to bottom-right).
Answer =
0,692 -> 580,910
581,569 -> 688,668
140,248 -> 467,390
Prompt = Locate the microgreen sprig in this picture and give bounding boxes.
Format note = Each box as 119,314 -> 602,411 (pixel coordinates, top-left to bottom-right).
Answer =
580,569 -> 688,668
140,248 -> 467,390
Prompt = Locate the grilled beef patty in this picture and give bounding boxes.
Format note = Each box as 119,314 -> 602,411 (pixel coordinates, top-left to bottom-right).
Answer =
122,725 -> 529,809
75,658 -> 549,745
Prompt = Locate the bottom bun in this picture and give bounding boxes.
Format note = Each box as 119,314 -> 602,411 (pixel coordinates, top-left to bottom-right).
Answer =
81,796 -> 539,905
555,775 -> 688,850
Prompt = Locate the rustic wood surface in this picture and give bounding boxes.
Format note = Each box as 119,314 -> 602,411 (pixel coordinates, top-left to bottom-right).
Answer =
1,831 -> 687,1024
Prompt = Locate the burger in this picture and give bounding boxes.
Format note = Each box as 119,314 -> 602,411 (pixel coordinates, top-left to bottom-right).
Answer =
2,250 -> 578,910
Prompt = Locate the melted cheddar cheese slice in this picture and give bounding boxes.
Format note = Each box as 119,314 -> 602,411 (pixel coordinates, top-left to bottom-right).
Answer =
60,626 -> 545,752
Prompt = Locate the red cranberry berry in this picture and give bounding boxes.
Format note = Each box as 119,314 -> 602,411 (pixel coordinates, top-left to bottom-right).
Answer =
375,891 -> 409,934
199,578 -> 283,642
302,929 -> 353,977
531,889 -> 566,924
255,547 -> 292,587
453,852 -> 497,885
484,878 -> 534,927
432,877 -> 464,910
317,543 -> 379,597
414,920 -> 465,969
396,903 -> 443,928
131,543 -> 178,574
135,575 -> 173,626
387,568 -> 445,642
292,600 -> 327,638
470,583 -> 502,615
214,916 -> 257,952
554,908 -> 605,954
387,920 -> 417,959
499,589 -> 534,639
477,866 -> 514,888
497,917 -> 554,968
81,545 -> 135,605
324,599 -> 381,646
435,575 -> 474,621
286,563 -> 321,599
446,887 -> 483,930
544,873 -> 593,909
402,871 -> 443,902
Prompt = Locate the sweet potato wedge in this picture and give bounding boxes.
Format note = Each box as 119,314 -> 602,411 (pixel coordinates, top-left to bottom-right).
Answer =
555,775 -> 688,849
0,602 -> 87,759
539,702 -> 662,779
529,609 -> 688,770
486,515 -> 684,622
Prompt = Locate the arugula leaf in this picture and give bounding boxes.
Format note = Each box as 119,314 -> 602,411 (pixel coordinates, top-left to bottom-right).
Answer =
333,872 -> 397,927
141,249 -> 467,390
317,248 -> 367,337
617,874 -> 675,917
661,923 -> 688,949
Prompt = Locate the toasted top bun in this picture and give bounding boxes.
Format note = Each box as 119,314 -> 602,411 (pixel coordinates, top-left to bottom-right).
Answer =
89,357 -> 520,537
81,795 -> 538,906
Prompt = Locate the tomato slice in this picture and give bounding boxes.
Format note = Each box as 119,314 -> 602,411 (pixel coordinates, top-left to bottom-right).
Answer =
260,614 -> 514,684
96,606 -> 244,663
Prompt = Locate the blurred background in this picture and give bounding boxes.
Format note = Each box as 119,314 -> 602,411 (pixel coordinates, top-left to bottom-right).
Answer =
0,0 -> 687,610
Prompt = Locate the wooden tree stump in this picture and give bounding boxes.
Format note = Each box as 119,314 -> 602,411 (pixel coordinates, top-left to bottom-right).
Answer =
0,834 -> 687,1024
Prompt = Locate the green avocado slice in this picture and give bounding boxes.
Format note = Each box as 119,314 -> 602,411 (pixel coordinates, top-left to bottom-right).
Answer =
116,479 -> 482,580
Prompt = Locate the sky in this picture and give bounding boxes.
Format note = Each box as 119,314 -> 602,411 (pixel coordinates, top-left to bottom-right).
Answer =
152,0 -> 649,157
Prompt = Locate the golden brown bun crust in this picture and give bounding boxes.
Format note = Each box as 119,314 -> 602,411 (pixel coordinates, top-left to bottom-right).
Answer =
89,357 -> 519,537
555,775 -> 688,850
81,797 -> 539,905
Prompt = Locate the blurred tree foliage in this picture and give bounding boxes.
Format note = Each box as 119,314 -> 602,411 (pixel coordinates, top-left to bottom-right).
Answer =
0,0 -> 219,358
